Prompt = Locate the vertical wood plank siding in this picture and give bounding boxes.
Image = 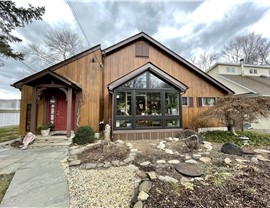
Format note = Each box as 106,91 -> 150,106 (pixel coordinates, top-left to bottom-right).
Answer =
103,40 -> 226,129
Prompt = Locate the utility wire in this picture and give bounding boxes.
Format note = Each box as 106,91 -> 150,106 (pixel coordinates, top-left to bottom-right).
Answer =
66,0 -> 103,68
66,0 -> 90,47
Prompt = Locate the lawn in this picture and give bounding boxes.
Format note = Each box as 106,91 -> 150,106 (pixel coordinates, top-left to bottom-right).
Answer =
0,126 -> 20,143
0,173 -> 14,203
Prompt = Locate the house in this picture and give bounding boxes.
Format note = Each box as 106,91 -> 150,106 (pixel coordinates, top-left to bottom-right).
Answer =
207,61 -> 270,131
0,99 -> 20,127
12,32 -> 233,139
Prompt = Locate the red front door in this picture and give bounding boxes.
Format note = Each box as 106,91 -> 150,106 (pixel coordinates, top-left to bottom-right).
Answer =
47,90 -> 75,131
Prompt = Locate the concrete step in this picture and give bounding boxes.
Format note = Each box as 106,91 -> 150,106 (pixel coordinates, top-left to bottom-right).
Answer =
27,135 -> 74,148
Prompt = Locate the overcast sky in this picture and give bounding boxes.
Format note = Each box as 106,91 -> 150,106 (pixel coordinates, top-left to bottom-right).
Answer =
1,0 -> 270,99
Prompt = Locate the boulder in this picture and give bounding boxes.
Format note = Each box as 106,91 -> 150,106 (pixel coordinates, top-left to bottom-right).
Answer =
175,163 -> 203,177
221,143 -> 243,156
241,147 -> 256,155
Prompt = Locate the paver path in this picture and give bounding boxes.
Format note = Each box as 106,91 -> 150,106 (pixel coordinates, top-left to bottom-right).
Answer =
0,147 -> 69,208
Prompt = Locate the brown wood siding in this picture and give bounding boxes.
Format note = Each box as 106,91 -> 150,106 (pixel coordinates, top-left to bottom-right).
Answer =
55,51 -> 103,132
103,40 -> 226,129
113,129 -> 182,140
19,86 -> 32,135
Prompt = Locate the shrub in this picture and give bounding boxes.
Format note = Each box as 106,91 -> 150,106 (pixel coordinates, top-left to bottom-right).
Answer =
73,126 -> 95,145
202,130 -> 270,147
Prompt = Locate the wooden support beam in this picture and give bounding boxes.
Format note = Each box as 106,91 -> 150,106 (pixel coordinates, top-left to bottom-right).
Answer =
30,86 -> 37,133
66,87 -> 72,138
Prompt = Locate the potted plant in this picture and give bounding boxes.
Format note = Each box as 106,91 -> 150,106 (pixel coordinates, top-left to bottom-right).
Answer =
38,122 -> 54,136
167,103 -> 178,115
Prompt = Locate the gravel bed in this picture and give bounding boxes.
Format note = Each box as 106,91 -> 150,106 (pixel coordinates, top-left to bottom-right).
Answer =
64,165 -> 140,208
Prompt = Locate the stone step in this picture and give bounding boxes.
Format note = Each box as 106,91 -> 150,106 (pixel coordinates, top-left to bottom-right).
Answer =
28,142 -> 72,149
34,138 -> 72,143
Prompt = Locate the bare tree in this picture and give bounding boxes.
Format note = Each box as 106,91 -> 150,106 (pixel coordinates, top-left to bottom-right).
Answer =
221,32 -> 270,65
200,96 -> 270,135
190,51 -> 220,71
24,29 -> 86,74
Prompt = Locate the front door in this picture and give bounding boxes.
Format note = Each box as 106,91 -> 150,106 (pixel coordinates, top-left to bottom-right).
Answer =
47,90 -> 71,131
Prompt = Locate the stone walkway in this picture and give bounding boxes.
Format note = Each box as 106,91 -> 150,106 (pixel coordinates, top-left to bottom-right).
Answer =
0,146 -> 69,208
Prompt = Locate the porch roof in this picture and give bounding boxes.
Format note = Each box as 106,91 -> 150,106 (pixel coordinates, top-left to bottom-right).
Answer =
11,70 -> 82,91
108,62 -> 188,92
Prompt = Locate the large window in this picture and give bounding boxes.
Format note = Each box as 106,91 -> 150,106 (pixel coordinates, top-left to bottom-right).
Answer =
114,71 -> 182,130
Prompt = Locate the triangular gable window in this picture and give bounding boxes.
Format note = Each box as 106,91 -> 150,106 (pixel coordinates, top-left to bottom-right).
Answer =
122,71 -> 174,89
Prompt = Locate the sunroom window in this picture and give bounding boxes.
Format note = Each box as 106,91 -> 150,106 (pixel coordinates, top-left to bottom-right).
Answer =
114,71 -> 182,130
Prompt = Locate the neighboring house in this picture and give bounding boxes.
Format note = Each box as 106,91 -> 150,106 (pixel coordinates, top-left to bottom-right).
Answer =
207,62 -> 270,131
0,99 -> 20,127
12,32 -> 232,139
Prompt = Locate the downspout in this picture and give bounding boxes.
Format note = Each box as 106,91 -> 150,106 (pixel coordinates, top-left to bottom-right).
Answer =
101,51 -> 106,132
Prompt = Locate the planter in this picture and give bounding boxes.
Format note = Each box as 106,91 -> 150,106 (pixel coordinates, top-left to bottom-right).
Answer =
171,108 -> 178,115
41,129 -> 50,136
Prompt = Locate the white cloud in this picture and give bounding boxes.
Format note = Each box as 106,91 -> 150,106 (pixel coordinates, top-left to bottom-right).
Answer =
248,9 -> 270,38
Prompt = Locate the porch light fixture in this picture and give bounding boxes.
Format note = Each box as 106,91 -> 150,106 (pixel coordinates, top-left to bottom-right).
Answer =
50,96 -> 56,104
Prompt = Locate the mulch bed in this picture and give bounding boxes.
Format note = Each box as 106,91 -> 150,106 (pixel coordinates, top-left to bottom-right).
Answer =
78,143 -> 130,163
144,162 -> 270,208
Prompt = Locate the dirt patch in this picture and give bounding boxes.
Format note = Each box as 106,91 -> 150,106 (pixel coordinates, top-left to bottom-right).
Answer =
78,143 -> 130,163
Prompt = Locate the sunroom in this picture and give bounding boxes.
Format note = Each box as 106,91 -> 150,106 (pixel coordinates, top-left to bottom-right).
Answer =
108,63 -> 188,139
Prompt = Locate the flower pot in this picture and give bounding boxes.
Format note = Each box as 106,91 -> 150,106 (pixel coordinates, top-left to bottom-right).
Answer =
41,129 -> 50,136
171,108 -> 178,115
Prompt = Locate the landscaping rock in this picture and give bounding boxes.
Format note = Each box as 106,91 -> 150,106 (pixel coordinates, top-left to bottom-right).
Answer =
168,160 -> 180,164
115,139 -> 124,144
173,137 -> 179,142
158,175 -> 178,184
137,191 -> 149,201
128,164 -> 139,171
185,159 -> 198,164
130,148 -> 138,152
199,157 -> 211,163
192,153 -> 201,159
133,201 -> 143,208
126,143 -> 133,148
147,171 -> 157,181
103,161 -> 111,168
123,157 -> 133,164
140,161 -> 151,166
97,163 -> 104,168
242,147 -> 256,155
156,160 -> 166,164
221,143 -> 243,156
111,160 -> 120,166
185,155 -> 192,159
257,155 -> 269,161
136,170 -> 148,179
165,149 -> 174,154
85,163 -> 97,169
235,159 -> 250,163
181,181 -> 194,190
251,157 -> 259,164
157,143 -> 165,150
69,160 -> 81,166
175,163 -> 203,177
224,158 -> 232,164
254,149 -> 270,154
139,181 -> 152,193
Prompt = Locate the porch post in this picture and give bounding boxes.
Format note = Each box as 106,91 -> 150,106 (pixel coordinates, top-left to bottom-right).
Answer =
30,86 -> 37,133
66,87 -> 72,138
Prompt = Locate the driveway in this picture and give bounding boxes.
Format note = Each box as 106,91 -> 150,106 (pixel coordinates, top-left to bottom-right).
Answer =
0,146 -> 69,208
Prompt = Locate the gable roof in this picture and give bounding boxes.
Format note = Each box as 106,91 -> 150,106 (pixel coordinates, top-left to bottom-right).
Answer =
12,70 -> 82,91
12,44 -> 101,89
108,62 -> 188,92
104,32 -> 233,94
221,74 -> 270,96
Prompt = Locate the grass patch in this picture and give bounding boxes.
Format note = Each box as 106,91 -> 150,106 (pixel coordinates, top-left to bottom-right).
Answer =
0,126 -> 19,143
203,130 -> 270,146
0,173 -> 14,203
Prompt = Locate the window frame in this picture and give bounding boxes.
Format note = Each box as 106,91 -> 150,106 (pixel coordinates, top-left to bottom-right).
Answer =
197,97 -> 216,107
113,72 -> 182,130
